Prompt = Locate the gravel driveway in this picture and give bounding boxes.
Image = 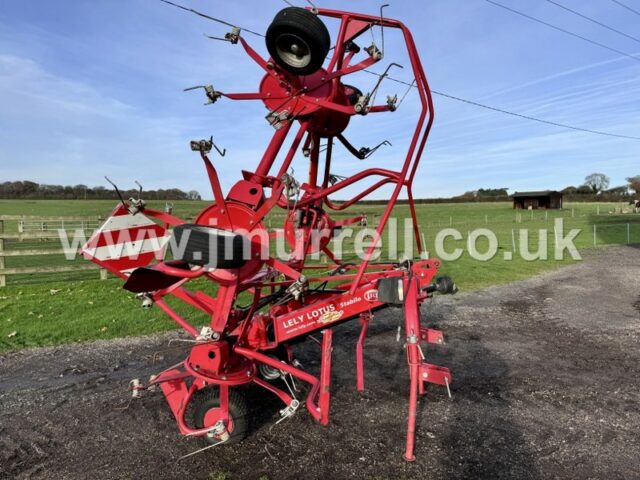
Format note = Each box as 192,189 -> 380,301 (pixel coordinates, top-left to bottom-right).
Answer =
1,246 -> 638,479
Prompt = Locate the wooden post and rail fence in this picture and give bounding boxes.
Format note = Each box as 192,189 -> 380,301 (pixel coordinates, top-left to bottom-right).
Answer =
0,212 -> 637,287
0,215 -> 106,287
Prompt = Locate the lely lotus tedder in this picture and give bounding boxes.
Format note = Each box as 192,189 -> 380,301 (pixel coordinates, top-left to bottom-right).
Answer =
82,3 -> 456,461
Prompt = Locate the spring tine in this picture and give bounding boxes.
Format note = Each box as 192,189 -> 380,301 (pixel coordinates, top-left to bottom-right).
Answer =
204,34 -> 231,43
177,439 -> 225,461
380,4 -> 390,54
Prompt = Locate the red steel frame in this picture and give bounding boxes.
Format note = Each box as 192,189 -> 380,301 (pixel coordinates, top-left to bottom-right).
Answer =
83,7 -> 451,462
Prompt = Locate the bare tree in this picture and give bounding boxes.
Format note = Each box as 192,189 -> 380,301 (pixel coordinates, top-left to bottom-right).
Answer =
187,190 -> 202,201
627,176 -> 640,195
584,173 -> 610,194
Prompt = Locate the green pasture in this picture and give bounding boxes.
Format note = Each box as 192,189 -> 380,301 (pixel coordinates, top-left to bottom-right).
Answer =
0,199 -> 638,351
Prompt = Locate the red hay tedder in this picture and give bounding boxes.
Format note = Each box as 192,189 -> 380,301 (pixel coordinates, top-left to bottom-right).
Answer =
81,4 -> 456,461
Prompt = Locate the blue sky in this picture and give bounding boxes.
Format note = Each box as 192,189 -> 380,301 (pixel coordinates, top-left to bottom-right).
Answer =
1,0 -> 639,199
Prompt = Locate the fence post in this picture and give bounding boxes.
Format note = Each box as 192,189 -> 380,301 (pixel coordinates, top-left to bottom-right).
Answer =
100,268 -> 108,281
593,224 -> 597,247
0,220 -> 5,287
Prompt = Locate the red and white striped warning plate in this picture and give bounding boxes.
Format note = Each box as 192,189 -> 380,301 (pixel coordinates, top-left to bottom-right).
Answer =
81,204 -> 171,277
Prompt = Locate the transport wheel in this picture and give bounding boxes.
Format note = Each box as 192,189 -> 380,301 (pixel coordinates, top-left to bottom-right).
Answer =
172,224 -> 248,269
266,7 -> 330,75
257,346 -> 291,381
192,388 -> 249,445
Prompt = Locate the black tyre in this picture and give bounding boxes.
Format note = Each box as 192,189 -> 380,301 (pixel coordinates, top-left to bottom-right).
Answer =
257,345 -> 291,381
266,7 -> 330,75
192,388 -> 249,445
172,224 -> 248,269
376,277 -> 404,305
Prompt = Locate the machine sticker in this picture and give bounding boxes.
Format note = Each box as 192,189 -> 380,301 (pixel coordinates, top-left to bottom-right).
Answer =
364,289 -> 379,302
280,303 -> 345,333
339,297 -> 360,308
319,309 -> 344,324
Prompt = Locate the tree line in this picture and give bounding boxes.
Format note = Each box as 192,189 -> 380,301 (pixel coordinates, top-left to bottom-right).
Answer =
0,181 -> 201,201
2,173 -> 638,203
562,173 -> 639,196
454,174 -> 640,203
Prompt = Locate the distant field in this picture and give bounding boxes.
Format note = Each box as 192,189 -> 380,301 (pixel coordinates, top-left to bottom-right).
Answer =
0,198 -> 207,220
1,199 -> 638,351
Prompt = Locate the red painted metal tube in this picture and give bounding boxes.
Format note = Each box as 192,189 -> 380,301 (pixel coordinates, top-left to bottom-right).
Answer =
276,121 -> 309,179
234,346 -> 323,423
168,286 -> 214,315
142,208 -> 186,227
350,23 -> 434,293
239,37 -> 270,72
155,298 -> 199,338
297,168 -> 400,207
222,92 -> 272,101
321,136 -> 333,189
201,153 -> 227,211
325,178 -> 394,211
318,329 -> 333,425
255,121 -> 293,177
252,377 -> 294,407
356,316 -> 369,391
326,14 -> 348,73
407,188 -> 424,255
154,261 -> 204,279
403,276 -> 421,462
308,132 -> 320,187
316,8 -> 405,26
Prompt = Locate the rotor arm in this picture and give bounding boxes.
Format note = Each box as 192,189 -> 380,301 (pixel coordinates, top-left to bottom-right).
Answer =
219,91 -> 280,101
323,55 -> 378,83
238,36 -> 271,72
341,44 -> 360,69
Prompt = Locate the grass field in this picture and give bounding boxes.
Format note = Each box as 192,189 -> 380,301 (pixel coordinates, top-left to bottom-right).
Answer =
1,199 -> 638,351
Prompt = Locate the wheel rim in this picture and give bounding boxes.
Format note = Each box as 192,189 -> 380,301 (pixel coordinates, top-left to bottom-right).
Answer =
258,361 -> 283,381
275,33 -> 312,69
203,407 -> 235,435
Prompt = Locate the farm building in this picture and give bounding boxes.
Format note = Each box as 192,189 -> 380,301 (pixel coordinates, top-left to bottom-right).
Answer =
511,190 -> 563,209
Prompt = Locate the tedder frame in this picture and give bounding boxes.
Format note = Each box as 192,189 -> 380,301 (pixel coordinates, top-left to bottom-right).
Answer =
82,5 -> 455,462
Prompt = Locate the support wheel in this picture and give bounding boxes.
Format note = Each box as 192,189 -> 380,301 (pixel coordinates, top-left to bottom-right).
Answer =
192,388 -> 249,445
266,7 -> 330,75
